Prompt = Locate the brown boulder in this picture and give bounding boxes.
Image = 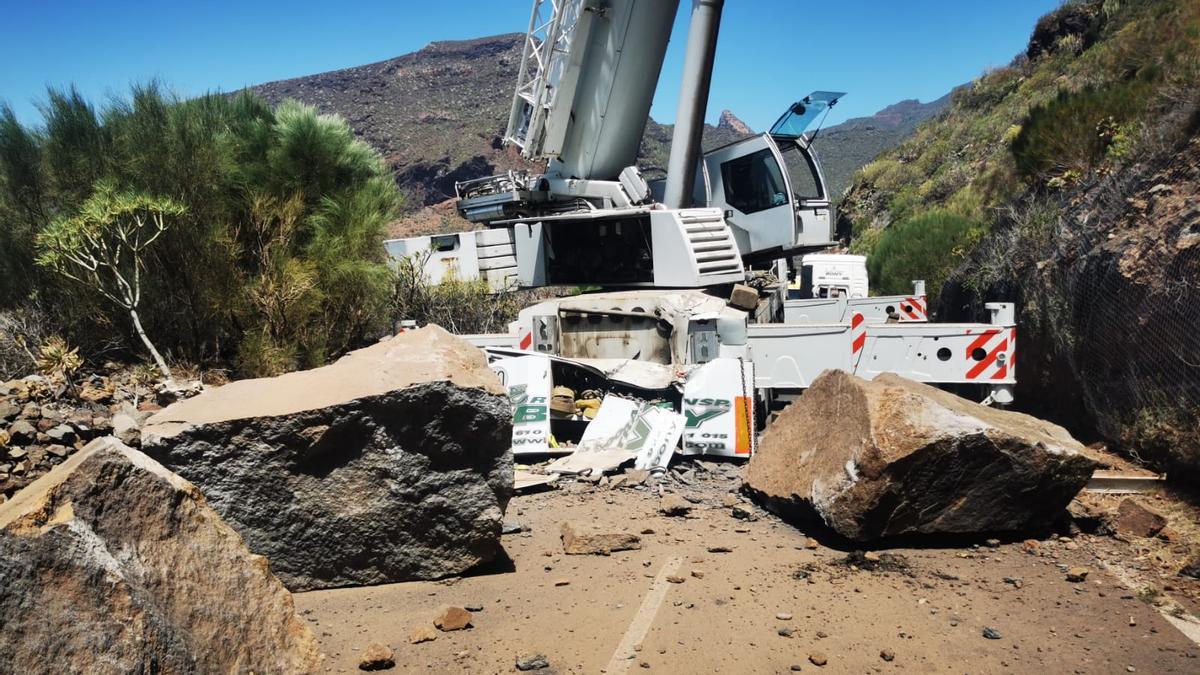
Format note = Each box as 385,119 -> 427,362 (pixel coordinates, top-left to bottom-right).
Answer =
0,437 -> 322,674
1114,499 -> 1167,538
745,371 -> 1097,540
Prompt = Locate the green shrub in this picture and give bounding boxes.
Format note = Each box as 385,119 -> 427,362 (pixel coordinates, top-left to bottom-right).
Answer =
0,83 -> 401,376
866,210 -> 984,299
1011,78 -> 1153,183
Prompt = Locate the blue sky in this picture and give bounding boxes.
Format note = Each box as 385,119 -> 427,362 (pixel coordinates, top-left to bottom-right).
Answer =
1,0 -> 1060,130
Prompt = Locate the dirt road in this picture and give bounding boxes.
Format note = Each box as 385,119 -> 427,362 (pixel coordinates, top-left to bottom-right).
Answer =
296,465 -> 1200,673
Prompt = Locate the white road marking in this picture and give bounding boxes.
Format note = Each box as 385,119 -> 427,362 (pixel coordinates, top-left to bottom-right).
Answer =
1098,558 -> 1200,648
603,556 -> 682,674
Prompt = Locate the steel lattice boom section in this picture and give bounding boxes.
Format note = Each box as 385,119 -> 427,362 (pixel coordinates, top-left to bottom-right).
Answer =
505,0 -> 586,159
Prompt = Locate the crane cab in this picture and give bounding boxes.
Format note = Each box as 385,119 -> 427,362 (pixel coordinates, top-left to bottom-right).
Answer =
698,92 -> 844,261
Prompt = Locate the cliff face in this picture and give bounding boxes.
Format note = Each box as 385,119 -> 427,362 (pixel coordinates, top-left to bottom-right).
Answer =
836,0 -> 1200,473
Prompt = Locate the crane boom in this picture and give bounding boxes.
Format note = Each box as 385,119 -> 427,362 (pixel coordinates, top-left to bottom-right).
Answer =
505,0 -> 679,180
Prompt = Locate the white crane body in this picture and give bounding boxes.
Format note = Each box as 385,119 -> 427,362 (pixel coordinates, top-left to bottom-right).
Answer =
386,0 -> 1019,462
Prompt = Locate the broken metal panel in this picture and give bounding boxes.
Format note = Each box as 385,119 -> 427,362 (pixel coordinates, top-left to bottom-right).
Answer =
514,469 -> 558,492
547,395 -> 685,474
680,358 -> 756,458
489,354 -> 561,456
1085,471 -> 1168,494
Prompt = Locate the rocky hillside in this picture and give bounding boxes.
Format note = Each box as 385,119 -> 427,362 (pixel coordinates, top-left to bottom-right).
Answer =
249,34 -> 536,210
811,94 -> 952,200
249,34 -> 934,233
837,0 -> 1200,475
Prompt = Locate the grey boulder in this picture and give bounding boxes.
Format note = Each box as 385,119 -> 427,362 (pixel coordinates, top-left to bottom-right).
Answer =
142,325 -> 513,591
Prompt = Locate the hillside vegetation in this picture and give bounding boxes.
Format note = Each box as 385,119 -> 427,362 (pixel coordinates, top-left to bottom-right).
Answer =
0,86 -> 405,377
840,0 -> 1200,473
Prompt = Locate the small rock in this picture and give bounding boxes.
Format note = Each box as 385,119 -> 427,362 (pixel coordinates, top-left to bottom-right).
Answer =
358,643 -> 395,671
408,625 -> 437,644
561,521 -> 641,555
45,424 -> 75,443
624,469 -> 650,486
666,576 -> 685,584
778,627 -> 794,638
433,606 -> 472,631
660,494 -> 691,517
790,665 -> 804,672
731,504 -> 757,521
775,612 -> 793,621
982,627 -> 1002,640
1066,567 -> 1089,583
554,579 -> 571,587
690,570 -> 704,579
707,546 -> 733,553
111,413 -> 140,445
516,654 -> 550,671
502,520 -> 525,534
863,551 -> 881,563
880,649 -> 895,662
808,652 -> 828,667
464,602 -> 484,612
985,538 -> 1001,548
0,401 -> 19,422
1179,556 -> 1200,580
721,493 -> 739,507
7,420 -> 36,444
45,444 -> 70,458
804,538 -> 818,550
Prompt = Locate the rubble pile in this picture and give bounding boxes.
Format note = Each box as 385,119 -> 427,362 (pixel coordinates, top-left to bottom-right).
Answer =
0,437 -> 322,673
0,368 -> 169,501
142,326 -> 514,591
745,370 -> 1098,540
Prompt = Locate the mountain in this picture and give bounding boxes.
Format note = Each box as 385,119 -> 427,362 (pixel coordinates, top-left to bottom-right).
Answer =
246,33 -> 936,234
810,94 -> 952,200
249,35 -> 536,210
717,109 -> 753,135
837,0 -> 1200,475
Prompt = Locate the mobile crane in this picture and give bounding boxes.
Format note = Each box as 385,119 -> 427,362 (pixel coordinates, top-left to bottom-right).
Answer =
388,0 -> 1016,465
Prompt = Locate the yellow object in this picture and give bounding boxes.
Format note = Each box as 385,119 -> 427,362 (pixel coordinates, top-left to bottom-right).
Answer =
549,434 -> 559,449
575,398 -> 601,411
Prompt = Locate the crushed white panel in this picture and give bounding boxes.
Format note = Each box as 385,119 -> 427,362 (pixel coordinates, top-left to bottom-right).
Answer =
490,354 -> 562,456
547,395 -> 684,475
679,358 -> 756,458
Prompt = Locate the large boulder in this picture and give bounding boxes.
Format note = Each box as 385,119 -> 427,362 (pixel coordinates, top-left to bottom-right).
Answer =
0,437 -> 322,674
142,325 -> 513,591
745,371 -> 1097,540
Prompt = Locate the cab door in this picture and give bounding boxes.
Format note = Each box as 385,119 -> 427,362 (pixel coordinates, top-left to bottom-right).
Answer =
776,136 -> 835,248
702,134 -> 797,257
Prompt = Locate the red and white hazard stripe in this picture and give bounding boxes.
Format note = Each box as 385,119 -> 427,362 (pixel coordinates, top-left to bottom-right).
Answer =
518,331 -> 532,350
964,327 -> 1015,381
850,312 -> 866,356
899,295 -> 927,321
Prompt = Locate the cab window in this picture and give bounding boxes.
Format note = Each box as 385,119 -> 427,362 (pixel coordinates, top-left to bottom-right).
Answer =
779,143 -> 823,200
720,148 -> 788,214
